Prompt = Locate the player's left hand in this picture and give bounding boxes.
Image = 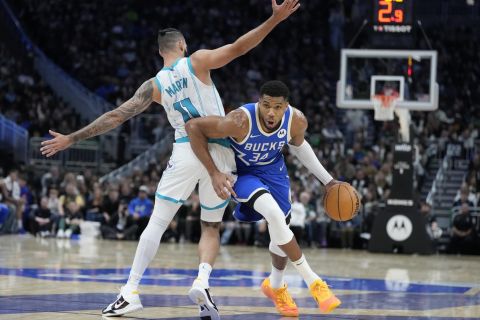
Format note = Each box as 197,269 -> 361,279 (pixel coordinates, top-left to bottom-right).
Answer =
211,171 -> 237,200
40,130 -> 74,157
271,0 -> 301,23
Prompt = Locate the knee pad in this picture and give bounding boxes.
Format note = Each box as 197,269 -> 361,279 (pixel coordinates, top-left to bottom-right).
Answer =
141,198 -> 180,242
252,193 -> 294,246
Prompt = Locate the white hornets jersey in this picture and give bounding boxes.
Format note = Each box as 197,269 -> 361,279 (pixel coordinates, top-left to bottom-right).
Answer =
154,57 -> 225,140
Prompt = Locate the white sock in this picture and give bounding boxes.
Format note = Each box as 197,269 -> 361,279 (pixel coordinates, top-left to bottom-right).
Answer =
125,199 -> 180,292
197,263 -> 212,288
291,254 -> 320,287
269,265 -> 285,289
17,219 -> 23,230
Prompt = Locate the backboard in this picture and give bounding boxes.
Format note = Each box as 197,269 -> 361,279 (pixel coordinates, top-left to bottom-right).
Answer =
336,49 -> 438,111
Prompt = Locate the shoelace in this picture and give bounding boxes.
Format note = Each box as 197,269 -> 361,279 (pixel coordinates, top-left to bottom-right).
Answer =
275,288 -> 295,307
312,281 -> 331,299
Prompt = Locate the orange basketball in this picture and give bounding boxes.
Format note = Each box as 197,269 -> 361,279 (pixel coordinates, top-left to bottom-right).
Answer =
323,183 -> 360,221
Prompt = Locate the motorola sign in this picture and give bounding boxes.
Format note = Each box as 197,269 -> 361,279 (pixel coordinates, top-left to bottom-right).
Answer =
386,215 -> 413,242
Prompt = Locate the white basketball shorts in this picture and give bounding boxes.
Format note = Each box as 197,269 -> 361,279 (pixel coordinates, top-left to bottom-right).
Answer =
156,140 -> 236,222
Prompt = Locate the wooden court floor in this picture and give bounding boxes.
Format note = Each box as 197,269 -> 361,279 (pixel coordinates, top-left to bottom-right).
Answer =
0,234 -> 479,319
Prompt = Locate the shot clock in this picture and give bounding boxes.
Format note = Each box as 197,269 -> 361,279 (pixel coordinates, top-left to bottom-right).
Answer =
373,0 -> 413,34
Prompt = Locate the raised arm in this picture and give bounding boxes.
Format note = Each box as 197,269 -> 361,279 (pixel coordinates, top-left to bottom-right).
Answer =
40,78 -> 160,157
288,108 -> 338,188
190,0 -> 300,73
185,109 -> 249,198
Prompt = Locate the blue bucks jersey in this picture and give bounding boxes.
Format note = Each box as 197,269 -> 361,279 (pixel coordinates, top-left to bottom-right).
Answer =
229,103 -> 293,174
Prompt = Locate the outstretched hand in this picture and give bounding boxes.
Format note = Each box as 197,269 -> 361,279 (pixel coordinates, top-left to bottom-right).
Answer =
211,171 -> 237,200
40,130 -> 73,157
271,0 -> 300,23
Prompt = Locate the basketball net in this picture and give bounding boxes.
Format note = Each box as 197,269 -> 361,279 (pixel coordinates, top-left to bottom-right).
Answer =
372,91 -> 398,121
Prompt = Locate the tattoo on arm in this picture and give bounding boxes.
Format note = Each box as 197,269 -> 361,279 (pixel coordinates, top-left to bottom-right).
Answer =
70,80 -> 154,143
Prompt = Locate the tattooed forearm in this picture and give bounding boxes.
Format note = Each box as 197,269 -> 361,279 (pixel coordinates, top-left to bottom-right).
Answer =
69,79 -> 154,143
116,79 -> 154,119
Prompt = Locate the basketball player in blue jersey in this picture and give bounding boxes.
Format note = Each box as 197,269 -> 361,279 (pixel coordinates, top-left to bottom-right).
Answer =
186,80 -> 342,316
40,2 -> 300,318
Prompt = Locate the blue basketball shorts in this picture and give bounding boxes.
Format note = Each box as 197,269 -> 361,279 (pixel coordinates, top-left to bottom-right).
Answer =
232,172 -> 291,223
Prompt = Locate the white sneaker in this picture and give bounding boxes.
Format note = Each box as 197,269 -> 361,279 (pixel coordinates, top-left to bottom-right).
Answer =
188,278 -> 220,320
64,229 -> 72,238
57,230 -> 65,238
102,286 -> 143,317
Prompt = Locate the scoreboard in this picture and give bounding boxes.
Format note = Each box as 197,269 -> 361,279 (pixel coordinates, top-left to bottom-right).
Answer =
373,0 -> 413,34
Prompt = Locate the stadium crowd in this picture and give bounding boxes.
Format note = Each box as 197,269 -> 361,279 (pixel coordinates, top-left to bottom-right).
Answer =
1,0 -> 479,253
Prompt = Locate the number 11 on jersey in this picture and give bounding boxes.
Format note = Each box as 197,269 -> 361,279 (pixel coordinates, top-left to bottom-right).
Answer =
173,98 -> 200,122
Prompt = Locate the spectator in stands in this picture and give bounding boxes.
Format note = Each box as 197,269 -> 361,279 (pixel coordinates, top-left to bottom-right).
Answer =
57,202 -> 83,238
119,180 -> 133,203
351,168 -> 369,197
254,220 -> 269,248
0,168 -> 25,232
360,190 -> 378,236
103,186 -> 120,219
0,201 -> 16,235
58,182 -> 85,215
419,202 -> 442,250
313,197 -> 330,248
334,155 -> 356,182
29,196 -> 52,237
85,185 -> 105,222
374,171 -> 391,202
453,187 -> 475,208
448,203 -> 477,254
290,192 -> 307,246
338,210 -> 362,249
19,176 -> 33,232
101,200 -> 138,240
41,165 -> 61,196
128,185 -> 153,237
47,186 -> 60,215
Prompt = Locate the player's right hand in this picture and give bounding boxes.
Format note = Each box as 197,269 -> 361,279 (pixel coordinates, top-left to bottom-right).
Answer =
40,130 -> 74,157
211,171 -> 237,200
271,0 -> 300,23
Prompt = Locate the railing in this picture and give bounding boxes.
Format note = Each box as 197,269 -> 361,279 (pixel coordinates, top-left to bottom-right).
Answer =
100,131 -> 174,184
0,114 -> 28,163
426,154 -> 450,207
29,137 -> 102,172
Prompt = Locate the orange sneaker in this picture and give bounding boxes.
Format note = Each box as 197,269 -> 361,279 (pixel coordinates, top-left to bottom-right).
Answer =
261,278 -> 299,317
309,279 -> 341,313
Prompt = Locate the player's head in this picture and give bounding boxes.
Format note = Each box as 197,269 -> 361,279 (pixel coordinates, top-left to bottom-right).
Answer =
258,80 -> 289,131
158,28 -> 187,57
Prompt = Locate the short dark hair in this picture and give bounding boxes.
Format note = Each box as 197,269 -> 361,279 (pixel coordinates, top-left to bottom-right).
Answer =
260,80 -> 289,101
158,28 -> 184,53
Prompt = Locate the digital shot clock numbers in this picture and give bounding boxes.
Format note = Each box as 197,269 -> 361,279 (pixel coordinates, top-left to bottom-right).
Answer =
373,0 -> 413,34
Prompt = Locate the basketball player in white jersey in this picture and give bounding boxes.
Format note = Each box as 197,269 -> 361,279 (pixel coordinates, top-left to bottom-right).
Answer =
40,1 -> 300,318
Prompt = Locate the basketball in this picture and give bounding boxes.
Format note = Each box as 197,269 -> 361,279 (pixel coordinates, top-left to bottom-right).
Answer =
323,183 -> 360,221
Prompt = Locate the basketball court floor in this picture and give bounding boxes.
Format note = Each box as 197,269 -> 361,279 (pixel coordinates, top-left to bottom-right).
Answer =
1,234 -> 479,319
